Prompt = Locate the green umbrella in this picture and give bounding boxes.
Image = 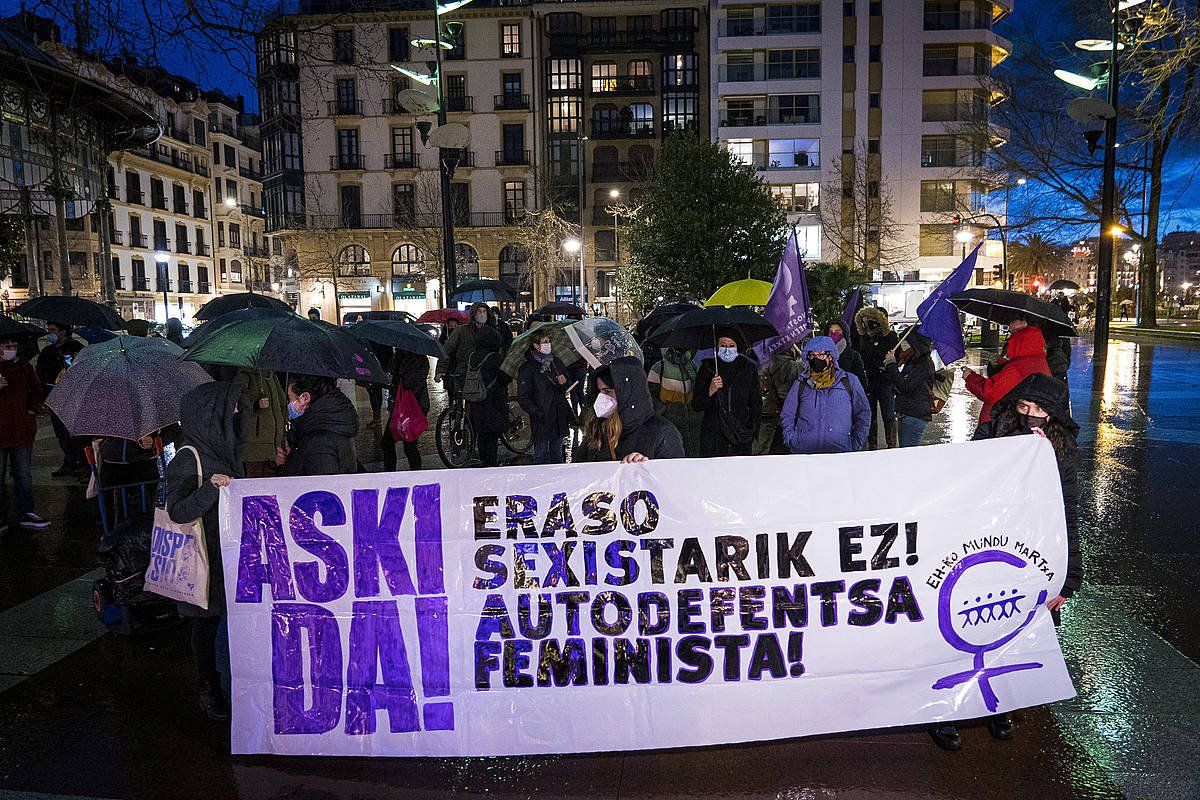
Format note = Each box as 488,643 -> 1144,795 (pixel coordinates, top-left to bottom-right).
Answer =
500,321 -> 578,377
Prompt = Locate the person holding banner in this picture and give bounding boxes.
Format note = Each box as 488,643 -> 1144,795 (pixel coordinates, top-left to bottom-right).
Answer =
692,330 -> 761,457
780,337 -> 870,455
166,381 -> 245,721
516,330 -> 572,465
577,356 -> 684,463
278,375 -> 360,476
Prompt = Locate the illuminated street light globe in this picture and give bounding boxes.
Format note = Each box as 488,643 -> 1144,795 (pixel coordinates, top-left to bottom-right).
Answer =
563,238 -> 582,254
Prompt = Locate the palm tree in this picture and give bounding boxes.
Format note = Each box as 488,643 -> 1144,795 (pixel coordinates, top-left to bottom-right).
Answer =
1008,235 -> 1066,289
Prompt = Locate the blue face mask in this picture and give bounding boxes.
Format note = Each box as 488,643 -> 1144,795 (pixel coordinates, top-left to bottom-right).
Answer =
717,346 -> 738,363
45,333 -> 59,345
287,400 -> 304,420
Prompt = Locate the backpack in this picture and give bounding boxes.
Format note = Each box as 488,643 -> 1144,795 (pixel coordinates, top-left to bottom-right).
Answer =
929,367 -> 954,414
462,351 -> 497,403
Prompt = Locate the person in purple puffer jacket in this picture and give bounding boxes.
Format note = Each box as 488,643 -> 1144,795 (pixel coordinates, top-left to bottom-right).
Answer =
780,336 -> 871,455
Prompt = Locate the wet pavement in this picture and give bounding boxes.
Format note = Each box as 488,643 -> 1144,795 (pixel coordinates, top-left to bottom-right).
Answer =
0,338 -> 1198,799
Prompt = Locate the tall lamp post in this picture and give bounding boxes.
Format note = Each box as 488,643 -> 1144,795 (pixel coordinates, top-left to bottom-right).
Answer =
564,237 -> 583,306
609,188 -> 620,316
154,251 -> 171,323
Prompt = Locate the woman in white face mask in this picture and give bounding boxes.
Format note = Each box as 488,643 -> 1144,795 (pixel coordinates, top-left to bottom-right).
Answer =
575,357 -> 685,464
515,331 -> 573,464
691,329 -> 762,458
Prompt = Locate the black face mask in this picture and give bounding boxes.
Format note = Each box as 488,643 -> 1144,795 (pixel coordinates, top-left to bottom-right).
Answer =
1019,413 -> 1048,429
866,322 -> 883,337
807,355 -> 829,373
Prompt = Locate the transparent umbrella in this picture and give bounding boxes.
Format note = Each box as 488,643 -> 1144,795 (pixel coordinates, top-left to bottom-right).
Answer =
564,317 -> 643,370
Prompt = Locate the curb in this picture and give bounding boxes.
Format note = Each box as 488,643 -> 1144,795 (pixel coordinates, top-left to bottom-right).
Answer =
1110,326 -> 1200,343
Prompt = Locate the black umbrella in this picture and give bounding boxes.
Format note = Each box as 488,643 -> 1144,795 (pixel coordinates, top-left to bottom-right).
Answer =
650,306 -> 777,351
350,320 -> 444,358
124,319 -> 154,337
949,289 -> 1077,338
1049,279 -> 1080,291
0,314 -> 46,339
535,301 -> 586,318
13,296 -> 125,330
194,292 -> 293,321
636,301 -> 699,340
183,308 -> 389,383
450,279 -> 517,303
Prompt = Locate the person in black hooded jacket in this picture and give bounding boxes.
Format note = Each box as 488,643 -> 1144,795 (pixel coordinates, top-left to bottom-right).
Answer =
467,323 -> 510,467
883,329 -> 936,447
576,356 -> 684,463
279,374 -> 360,476
928,372 -> 1081,752
692,328 -> 761,457
166,380 -> 245,721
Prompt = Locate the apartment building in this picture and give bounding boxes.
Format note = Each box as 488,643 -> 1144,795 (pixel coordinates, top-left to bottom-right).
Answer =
1159,231 -> 1200,297
710,0 -> 1012,317
535,0 -> 709,313
259,0 -> 539,321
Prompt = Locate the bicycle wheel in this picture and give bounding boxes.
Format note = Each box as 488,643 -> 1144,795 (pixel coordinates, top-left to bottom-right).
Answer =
436,405 -> 475,468
501,398 -> 534,455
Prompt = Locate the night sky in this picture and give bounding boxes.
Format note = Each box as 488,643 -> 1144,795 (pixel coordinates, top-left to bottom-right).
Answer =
4,0 -> 1196,238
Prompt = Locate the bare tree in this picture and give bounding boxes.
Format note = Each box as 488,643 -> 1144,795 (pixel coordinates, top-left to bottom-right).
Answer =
507,201 -> 579,306
818,143 -> 913,275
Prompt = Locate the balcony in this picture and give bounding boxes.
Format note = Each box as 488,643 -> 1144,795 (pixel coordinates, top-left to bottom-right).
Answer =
128,233 -> 148,248
590,75 -> 654,96
133,278 -> 150,291
239,166 -> 263,180
594,249 -> 617,263
924,9 -> 993,31
327,99 -> 364,116
494,93 -> 531,111
195,162 -> 210,177
740,152 -> 820,170
301,211 -> 520,229
444,96 -> 474,113
166,127 -> 191,144
590,120 -> 655,139
495,149 -> 531,166
923,55 -> 991,77
921,102 -> 988,123
719,106 -> 820,127
176,241 -> 191,254
109,230 -> 123,245
126,190 -> 144,205
178,279 -> 193,293
330,154 -> 365,170
578,26 -> 698,52
195,206 -> 208,220
153,239 -> 171,252
718,17 -> 821,36
151,195 -> 168,211
198,282 -> 211,294
196,244 -> 211,256
134,146 -> 195,174
173,202 -> 189,215
243,245 -> 270,258
454,150 -> 476,168
719,64 -> 820,82
383,98 -> 415,115
385,153 -> 420,169
106,185 -> 118,200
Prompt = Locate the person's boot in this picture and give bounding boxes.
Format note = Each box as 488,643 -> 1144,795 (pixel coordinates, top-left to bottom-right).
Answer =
51,462 -> 75,478
867,417 -> 880,451
198,680 -> 231,721
885,419 -> 899,449
928,723 -> 961,751
987,713 -> 1014,740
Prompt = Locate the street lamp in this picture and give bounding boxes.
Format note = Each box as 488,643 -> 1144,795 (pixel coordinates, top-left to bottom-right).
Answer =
564,237 -> 583,306
154,251 -> 170,323
224,196 -> 237,209
955,228 -> 973,260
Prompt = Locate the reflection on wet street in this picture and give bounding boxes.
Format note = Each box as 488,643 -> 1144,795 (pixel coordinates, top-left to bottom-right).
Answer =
0,338 -> 1197,799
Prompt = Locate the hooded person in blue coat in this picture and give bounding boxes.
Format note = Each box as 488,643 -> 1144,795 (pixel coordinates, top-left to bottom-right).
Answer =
780,336 -> 871,454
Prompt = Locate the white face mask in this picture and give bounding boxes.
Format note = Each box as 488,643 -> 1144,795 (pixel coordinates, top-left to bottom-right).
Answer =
593,392 -> 618,419
0,348 -> 16,361
538,342 -> 552,355
717,346 -> 738,363
474,311 -> 488,325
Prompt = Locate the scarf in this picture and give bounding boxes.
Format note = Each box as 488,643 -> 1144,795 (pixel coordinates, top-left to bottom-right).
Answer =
809,368 -> 837,390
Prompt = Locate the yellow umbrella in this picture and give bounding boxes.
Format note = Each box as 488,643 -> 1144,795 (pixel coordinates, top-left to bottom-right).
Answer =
704,278 -> 773,307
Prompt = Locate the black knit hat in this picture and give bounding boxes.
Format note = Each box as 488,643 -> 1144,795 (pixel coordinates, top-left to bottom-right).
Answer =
993,373 -> 1078,436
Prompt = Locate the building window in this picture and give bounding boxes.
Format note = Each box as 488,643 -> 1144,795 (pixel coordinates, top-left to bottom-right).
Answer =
393,183 -> 415,223
592,62 -> 617,93
224,144 -> 237,168
630,103 -> 654,134
132,257 -> 147,291
662,53 -> 697,87
768,138 -> 820,168
336,129 -> 360,168
450,183 -> 471,225
391,126 -> 414,166
770,183 -> 820,213
230,259 -> 243,282
335,79 -> 357,114
869,92 -> 881,109
868,138 -> 880,154
504,181 -> 526,221
447,25 -> 465,60
455,243 -> 480,281
919,224 -> 954,256
662,93 -> 697,134
768,49 -> 821,80
844,1 -> 855,15
229,222 -> 242,248
548,97 -> 581,134
499,245 -> 529,294
501,22 -> 521,57
337,244 -> 371,277
340,185 -> 362,228
869,44 -> 881,62
333,29 -> 354,64
388,26 -> 409,62
391,244 -> 424,291
843,45 -> 855,63
663,7 -> 698,31
870,1 -> 883,15
548,58 -> 581,91
766,3 -> 821,34
770,95 -> 820,124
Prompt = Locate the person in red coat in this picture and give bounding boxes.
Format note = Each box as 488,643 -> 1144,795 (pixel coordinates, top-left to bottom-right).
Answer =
962,320 -> 1051,426
0,336 -> 48,533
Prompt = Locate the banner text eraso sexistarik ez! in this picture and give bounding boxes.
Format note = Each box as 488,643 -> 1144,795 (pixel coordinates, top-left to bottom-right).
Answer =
219,436 -> 1077,757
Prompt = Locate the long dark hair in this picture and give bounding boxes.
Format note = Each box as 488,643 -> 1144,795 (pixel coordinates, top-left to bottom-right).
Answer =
992,406 -> 1072,462
584,366 -> 622,459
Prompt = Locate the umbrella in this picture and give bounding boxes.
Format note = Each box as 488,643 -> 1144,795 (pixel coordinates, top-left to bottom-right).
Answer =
500,321 -> 578,376
635,302 -> 699,339
350,320 -> 444,358
565,317 -> 644,370
949,289 -> 1077,338
0,314 -> 46,339
341,310 -> 415,325
13,296 -> 125,330
535,301 -> 586,318
1049,279 -> 1080,291
194,292 -> 293,321
124,319 -> 154,337
76,326 -> 119,344
704,278 -> 774,308
649,306 -> 777,351
45,337 -> 212,440
450,279 -> 516,303
182,308 -> 389,383
416,308 -> 469,325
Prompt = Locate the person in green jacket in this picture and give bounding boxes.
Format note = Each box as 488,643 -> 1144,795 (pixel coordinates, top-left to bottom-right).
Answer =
233,368 -> 287,477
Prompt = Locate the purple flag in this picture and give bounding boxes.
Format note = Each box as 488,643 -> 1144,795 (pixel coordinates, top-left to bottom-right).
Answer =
753,231 -> 811,362
917,244 -> 980,364
838,288 -> 862,338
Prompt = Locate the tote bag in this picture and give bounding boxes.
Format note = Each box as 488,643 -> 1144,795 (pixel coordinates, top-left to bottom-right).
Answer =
388,379 -> 429,444
143,446 -> 209,610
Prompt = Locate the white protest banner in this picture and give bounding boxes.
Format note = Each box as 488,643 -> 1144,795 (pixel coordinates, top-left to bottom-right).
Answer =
219,436 -> 1076,757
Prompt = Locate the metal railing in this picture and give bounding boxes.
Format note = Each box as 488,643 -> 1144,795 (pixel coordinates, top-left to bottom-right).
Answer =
178,280 -> 192,292
495,149 -> 531,166
196,244 -> 211,256
128,233 -> 147,248
109,230 -> 123,245
241,204 -> 265,218
198,282 -> 211,294
151,195 -> 168,210
924,9 -> 993,31
739,152 -> 820,169
718,106 -> 821,126
590,120 -> 655,138
327,99 -> 364,116
385,153 -> 420,169
719,63 -> 820,82
126,190 -> 144,205
922,55 -> 991,77
494,93 -> 531,110
444,96 -> 474,112
301,211 -> 520,229
176,241 -> 191,254
590,75 -> 655,95
330,154 -> 366,170
718,17 -> 821,36
133,278 -> 150,291
239,166 -> 263,180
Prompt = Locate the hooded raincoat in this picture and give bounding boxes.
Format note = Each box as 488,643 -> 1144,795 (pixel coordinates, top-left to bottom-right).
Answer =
575,356 -> 685,462
965,325 -> 1051,423
692,335 -> 762,458
780,337 -> 871,454
282,389 -> 360,476
166,381 -> 245,616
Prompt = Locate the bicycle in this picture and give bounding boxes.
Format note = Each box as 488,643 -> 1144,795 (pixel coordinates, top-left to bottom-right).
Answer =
435,382 -> 533,468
